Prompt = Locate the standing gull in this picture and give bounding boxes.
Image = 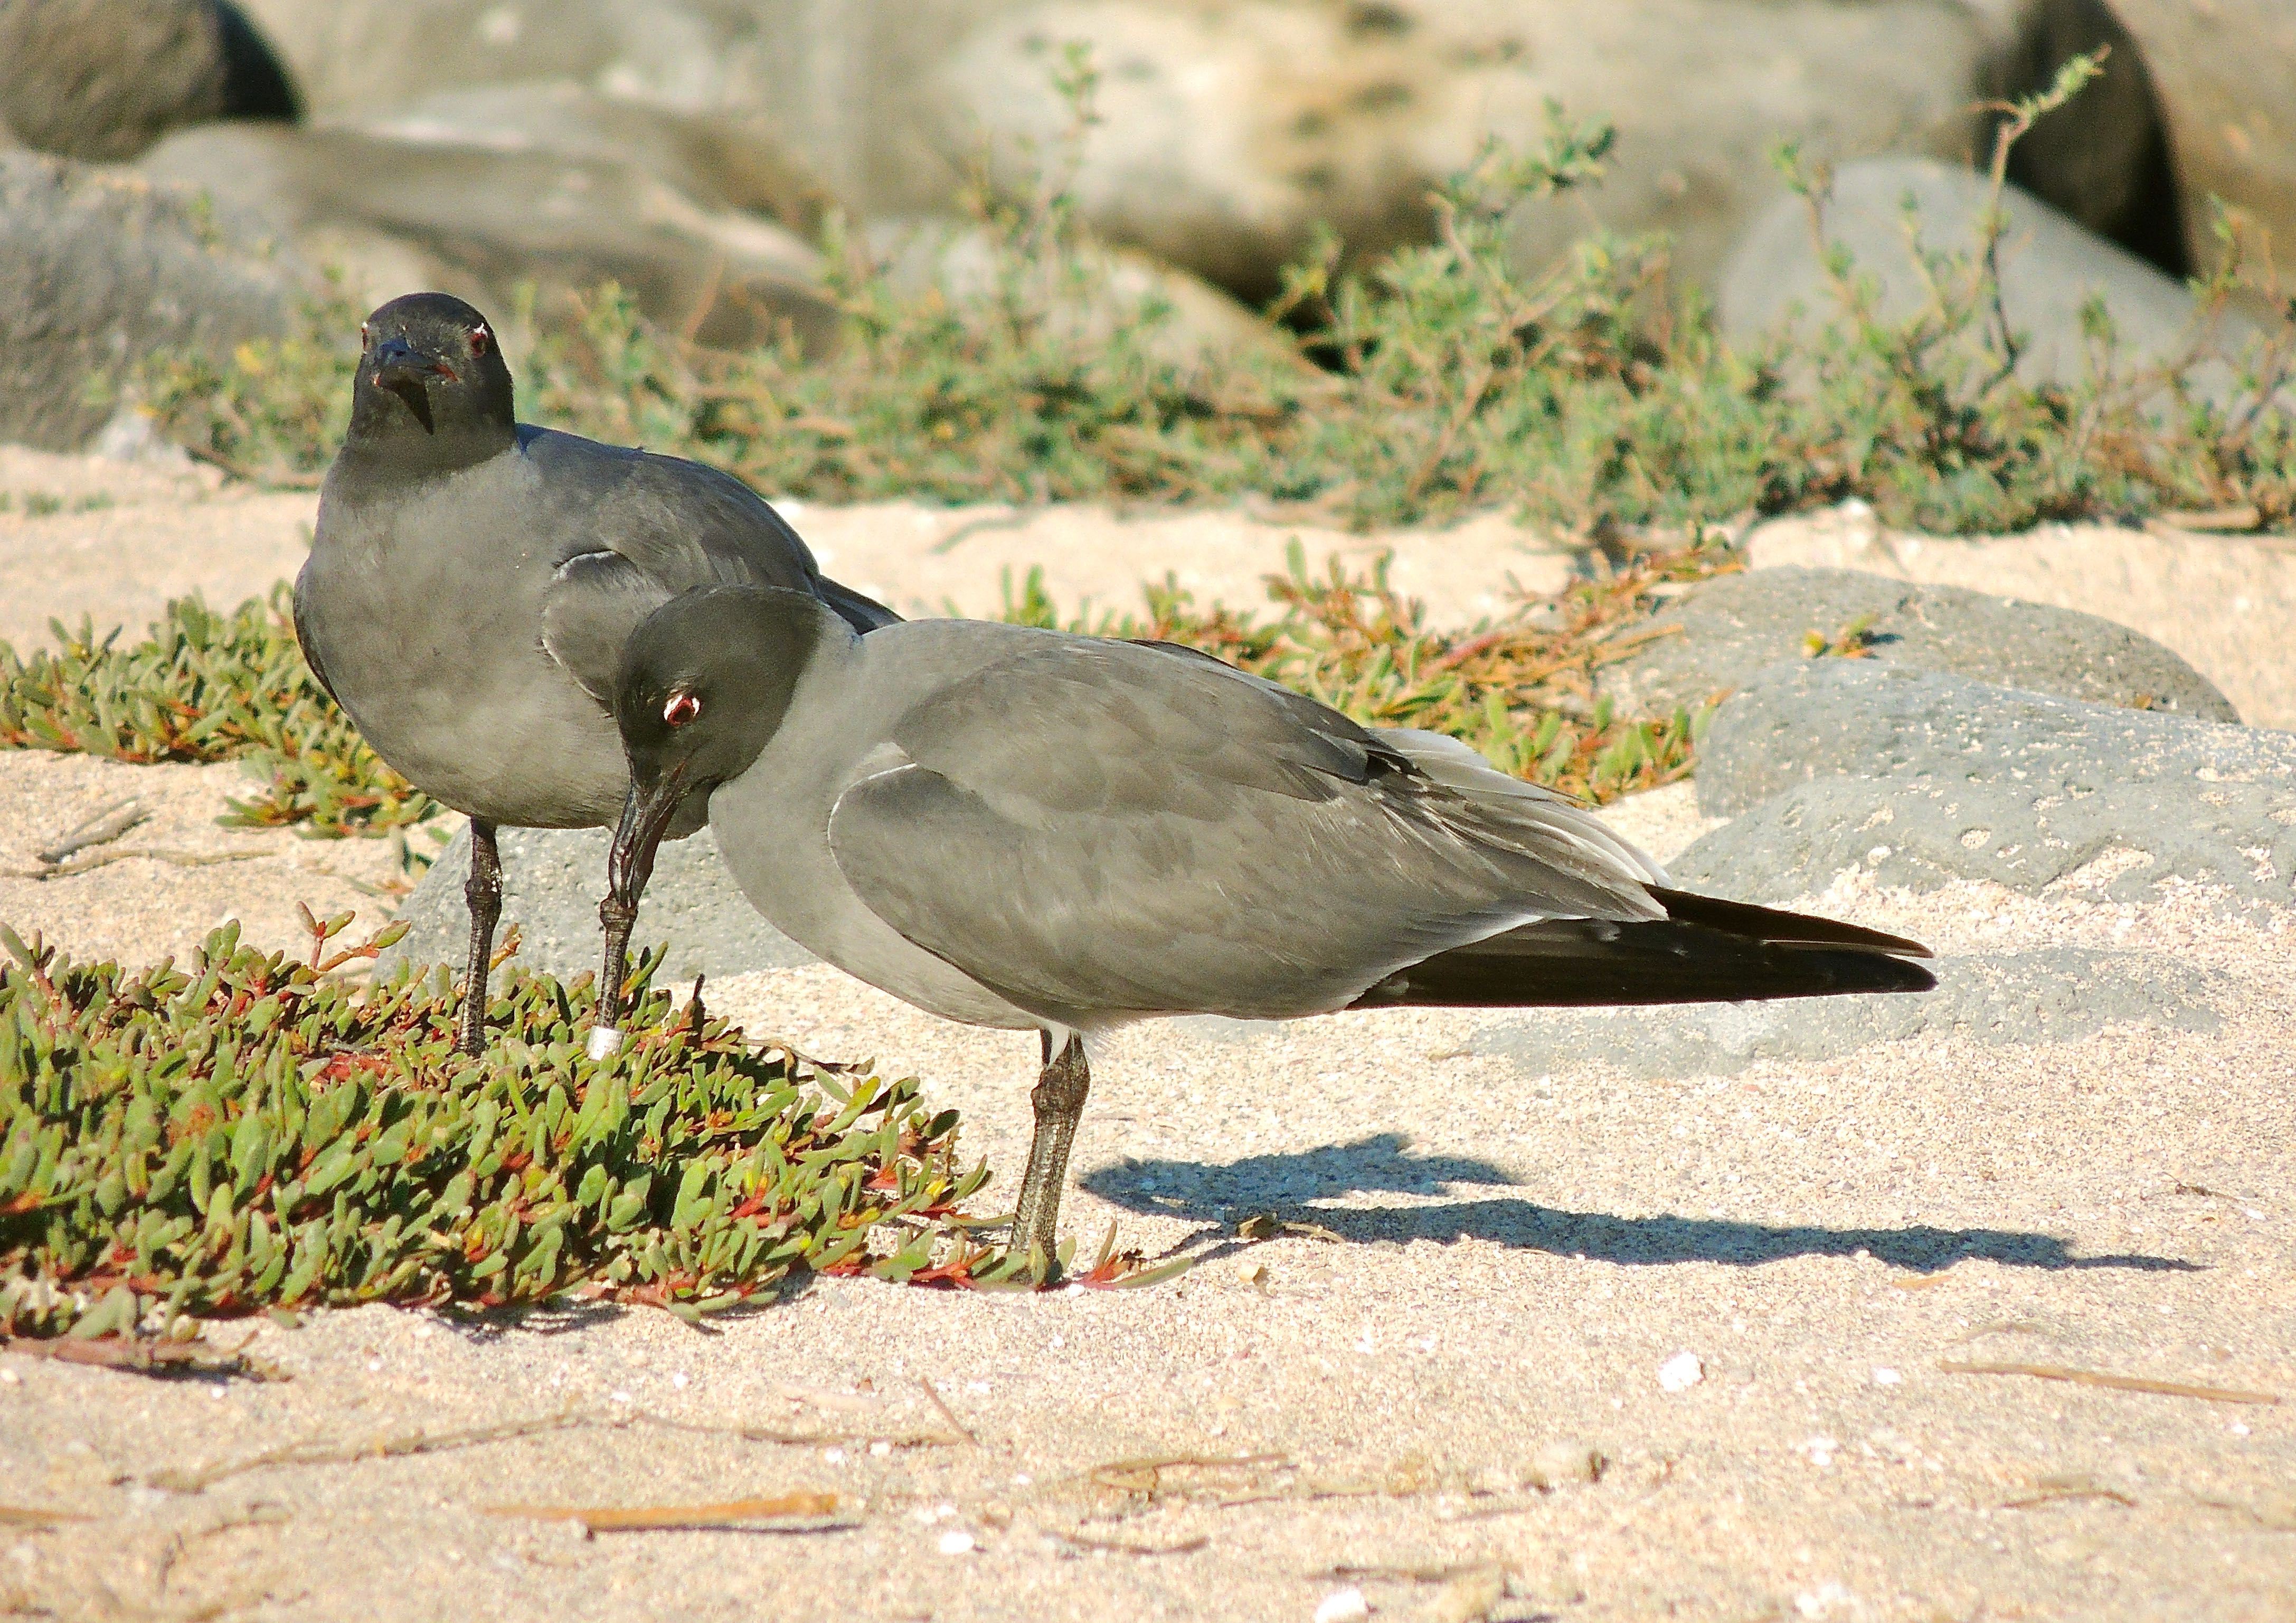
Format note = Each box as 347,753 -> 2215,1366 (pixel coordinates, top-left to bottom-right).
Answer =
607,586 -> 1935,1269
295,293 -> 895,1055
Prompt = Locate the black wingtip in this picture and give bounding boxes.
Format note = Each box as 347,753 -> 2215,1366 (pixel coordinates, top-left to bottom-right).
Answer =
1649,886 -> 1935,958
1350,889 -> 1936,1011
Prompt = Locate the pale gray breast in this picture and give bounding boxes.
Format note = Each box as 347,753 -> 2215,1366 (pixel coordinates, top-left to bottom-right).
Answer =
301,451 -> 628,827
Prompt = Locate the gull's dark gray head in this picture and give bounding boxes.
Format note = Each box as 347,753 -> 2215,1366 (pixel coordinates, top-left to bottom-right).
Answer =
606,585 -> 836,914
345,292 -> 516,466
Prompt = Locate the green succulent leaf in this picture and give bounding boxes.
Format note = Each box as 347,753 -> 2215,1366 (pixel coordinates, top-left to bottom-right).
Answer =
0,928 -> 1002,1337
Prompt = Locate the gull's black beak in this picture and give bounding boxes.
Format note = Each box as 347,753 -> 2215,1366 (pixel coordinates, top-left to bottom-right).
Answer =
371,336 -> 442,431
594,762 -> 689,1045
607,766 -> 685,924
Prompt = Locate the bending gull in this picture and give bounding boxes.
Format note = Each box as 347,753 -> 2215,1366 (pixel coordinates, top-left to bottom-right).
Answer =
605,585 -> 1935,1270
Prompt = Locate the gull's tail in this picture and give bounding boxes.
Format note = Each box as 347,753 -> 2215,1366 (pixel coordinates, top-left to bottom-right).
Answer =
1349,887 -> 1935,1009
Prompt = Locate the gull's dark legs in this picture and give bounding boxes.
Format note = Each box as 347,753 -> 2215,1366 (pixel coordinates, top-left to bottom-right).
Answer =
1013,1031 -> 1092,1274
457,818 -> 503,1058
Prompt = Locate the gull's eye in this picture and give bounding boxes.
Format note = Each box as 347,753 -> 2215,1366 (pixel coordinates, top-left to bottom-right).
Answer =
663,691 -> 702,728
470,324 -> 491,356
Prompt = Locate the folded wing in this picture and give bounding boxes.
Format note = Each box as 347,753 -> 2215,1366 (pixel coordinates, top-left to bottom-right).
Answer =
825,637 -> 1672,1023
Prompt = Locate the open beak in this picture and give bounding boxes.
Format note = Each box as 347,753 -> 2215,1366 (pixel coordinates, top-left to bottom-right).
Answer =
370,337 -> 445,431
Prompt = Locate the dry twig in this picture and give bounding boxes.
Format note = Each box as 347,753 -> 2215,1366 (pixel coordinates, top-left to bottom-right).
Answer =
0,1505 -> 93,1527
9,848 -> 263,881
148,1406 -> 589,1493
484,1493 -> 844,1533
916,1376 -> 976,1445
1938,1360 -> 2280,1406
36,798 -> 147,865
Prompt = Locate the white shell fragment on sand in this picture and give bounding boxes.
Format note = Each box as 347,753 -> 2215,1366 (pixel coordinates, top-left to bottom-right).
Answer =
585,1025 -> 626,1062
1313,1589 -> 1369,1623
1658,1351 -> 1706,1392
937,1530 -> 977,1556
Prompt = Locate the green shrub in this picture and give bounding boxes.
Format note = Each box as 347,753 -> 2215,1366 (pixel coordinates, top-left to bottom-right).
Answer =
0,914 -> 1013,1340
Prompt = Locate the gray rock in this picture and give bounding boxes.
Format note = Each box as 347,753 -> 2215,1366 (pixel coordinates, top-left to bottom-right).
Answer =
1475,946 -> 2226,1079
936,0 -> 2014,302
1676,772 -> 2296,908
380,824 -> 816,987
1696,659 -> 2294,818
139,108 -> 835,352
1598,565 -> 2236,722
350,80 -> 826,230
1718,156 -> 2259,396
0,0 -> 298,162
230,0 -> 744,119
0,150 -> 303,449
1677,661 -> 2296,908
227,2 -> 2160,306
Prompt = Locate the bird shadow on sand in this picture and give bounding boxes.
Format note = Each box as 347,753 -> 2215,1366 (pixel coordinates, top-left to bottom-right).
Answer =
1079,1134 -> 2197,1274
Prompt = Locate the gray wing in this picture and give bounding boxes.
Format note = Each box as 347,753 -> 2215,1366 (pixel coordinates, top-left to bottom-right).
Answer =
526,427 -> 898,699
825,638 -> 1665,1023
537,550 -> 676,704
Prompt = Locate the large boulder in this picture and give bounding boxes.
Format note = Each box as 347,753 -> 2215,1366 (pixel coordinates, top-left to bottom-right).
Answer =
1675,660 -> 2296,910
353,81 -> 828,227
931,0 -> 2013,301
231,1 -> 1000,195
138,98 -> 836,352
1717,156 -> 2260,396
0,150 -> 303,449
2105,0 -> 2296,299
1596,565 -> 2237,722
0,0 -> 298,161
227,0 -> 744,118
229,1 -> 2170,305
380,825 -> 815,988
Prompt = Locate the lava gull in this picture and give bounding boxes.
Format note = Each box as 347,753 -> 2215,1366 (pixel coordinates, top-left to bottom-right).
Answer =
605,585 -> 1935,1269
294,293 -> 895,1055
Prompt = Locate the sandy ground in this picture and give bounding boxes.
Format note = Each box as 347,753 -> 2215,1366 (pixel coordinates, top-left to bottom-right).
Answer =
0,751 -> 408,972
0,449 -> 314,656
2,449 -> 2293,1622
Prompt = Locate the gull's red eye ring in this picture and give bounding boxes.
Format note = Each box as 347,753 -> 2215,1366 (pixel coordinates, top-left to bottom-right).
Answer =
470,324 -> 491,356
663,691 -> 702,728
